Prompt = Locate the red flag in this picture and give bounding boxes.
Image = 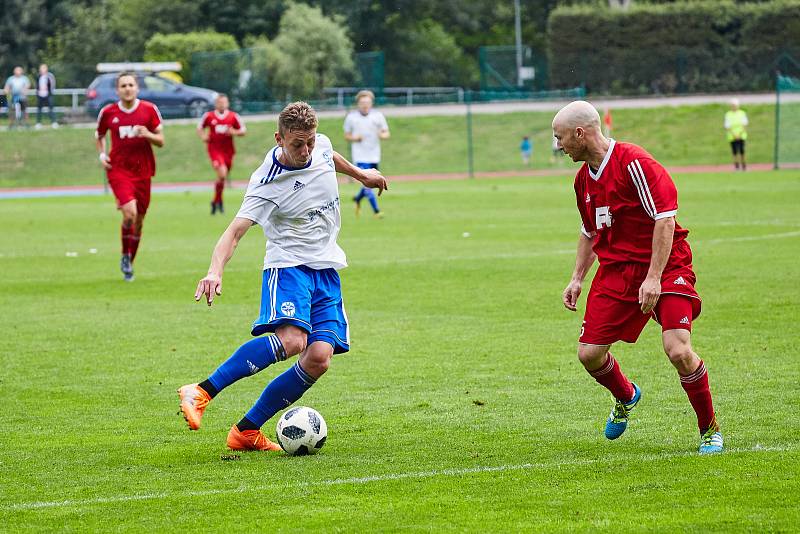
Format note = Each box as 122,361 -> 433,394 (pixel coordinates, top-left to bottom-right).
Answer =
603,108 -> 613,129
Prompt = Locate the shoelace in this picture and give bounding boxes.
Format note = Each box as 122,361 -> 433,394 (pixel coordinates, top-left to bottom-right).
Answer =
610,399 -> 631,423
701,430 -> 721,445
185,389 -> 209,411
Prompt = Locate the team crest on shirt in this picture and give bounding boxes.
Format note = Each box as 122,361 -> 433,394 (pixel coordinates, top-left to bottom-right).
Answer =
280,301 -> 296,317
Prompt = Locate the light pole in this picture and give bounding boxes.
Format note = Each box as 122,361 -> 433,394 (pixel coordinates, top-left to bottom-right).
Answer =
515,0 -> 523,87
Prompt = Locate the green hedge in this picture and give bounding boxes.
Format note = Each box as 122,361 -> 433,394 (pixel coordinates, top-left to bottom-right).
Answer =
144,31 -> 238,83
547,1 -> 800,94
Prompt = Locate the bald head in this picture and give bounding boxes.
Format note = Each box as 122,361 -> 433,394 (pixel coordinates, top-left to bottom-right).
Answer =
551,100 -> 610,166
552,100 -> 601,132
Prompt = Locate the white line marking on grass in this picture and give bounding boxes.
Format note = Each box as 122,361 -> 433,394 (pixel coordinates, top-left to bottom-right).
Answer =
4,444 -> 794,512
698,230 -> 800,245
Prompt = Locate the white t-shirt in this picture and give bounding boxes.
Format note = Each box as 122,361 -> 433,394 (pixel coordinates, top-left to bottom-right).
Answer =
343,109 -> 388,164
236,133 -> 347,271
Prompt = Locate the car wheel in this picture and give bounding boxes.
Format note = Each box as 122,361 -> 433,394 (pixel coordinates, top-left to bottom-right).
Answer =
187,99 -> 208,118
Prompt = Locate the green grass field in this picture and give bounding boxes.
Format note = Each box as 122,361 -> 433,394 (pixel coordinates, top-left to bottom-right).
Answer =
1,169 -> 799,531
0,102 -> 785,188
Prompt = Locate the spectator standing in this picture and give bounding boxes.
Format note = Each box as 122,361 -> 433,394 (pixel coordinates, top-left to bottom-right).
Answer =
520,136 -> 532,166
35,64 -> 58,129
724,99 -> 748,171
4,66 -> 31,128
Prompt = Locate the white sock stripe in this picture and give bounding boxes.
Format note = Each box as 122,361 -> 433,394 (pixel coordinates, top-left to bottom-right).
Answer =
591,356 -> 615,377
293,363 -> 316,385
680,362 -> 707,383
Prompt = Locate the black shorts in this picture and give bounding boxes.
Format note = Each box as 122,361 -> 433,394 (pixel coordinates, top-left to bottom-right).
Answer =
730,139 -> 745,155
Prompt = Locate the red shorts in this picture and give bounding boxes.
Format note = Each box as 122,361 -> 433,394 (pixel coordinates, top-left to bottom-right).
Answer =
107,168 -> 152,214
208,147 -> 234,170
580,263 -> 702,345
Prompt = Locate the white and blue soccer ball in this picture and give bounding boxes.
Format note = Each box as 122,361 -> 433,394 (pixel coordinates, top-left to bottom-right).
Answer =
276,406 -> 327,455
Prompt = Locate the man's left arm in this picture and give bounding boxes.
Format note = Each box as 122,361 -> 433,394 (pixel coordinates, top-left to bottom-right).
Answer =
332,150 -> 388,194
639,216 -> 675,314
378,113 -> 390,139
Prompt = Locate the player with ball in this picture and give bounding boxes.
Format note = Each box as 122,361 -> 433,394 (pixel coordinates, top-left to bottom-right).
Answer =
178,102 -> 387,452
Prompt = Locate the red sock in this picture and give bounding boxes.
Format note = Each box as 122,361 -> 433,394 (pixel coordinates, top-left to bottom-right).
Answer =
679,360 -> 717,433
588,353 -> 635,402
121,224 -> 134,255
129,228 -> 142,262
213,179 -> 224,204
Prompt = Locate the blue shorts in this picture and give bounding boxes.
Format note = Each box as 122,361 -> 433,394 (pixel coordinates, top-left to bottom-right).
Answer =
252,266 -> 350,354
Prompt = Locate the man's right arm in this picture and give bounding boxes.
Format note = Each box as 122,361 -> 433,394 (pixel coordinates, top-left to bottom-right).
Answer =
563,233 -> 597,311
195,217 -> 255,306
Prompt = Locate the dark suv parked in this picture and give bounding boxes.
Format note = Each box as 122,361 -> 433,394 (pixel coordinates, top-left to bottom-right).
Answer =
85,73 -> 217,118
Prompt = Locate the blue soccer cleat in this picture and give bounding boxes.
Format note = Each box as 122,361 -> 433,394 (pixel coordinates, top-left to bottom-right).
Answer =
120,253 -> 134,282
604,383 -> 641,440
699,426 -> 724,455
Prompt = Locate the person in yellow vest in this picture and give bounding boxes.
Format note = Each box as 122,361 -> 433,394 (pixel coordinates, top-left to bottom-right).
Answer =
724,99 -> 748,171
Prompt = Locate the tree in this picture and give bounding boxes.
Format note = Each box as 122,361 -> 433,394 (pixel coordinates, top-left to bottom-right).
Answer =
0,0 -> 49,78
268,3 -> 355,99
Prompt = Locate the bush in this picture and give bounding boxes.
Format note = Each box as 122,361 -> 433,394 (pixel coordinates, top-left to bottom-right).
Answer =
144,31 -> 238,82
547,0 -> 800,94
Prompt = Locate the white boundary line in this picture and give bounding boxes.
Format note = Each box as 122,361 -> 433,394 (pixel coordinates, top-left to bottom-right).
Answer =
3,444 -> 793,512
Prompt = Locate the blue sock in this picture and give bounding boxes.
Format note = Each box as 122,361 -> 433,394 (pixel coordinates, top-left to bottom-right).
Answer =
207,336 -> 286,392
365,188 -> 380,213
244,362 -> 316,427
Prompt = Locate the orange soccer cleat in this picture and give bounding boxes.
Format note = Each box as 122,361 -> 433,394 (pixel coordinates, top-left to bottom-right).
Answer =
177,384 -> 211,430
226,425 -> 282,451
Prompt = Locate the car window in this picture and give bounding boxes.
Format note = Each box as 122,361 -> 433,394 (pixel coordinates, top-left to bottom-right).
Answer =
144,76 -> 175,92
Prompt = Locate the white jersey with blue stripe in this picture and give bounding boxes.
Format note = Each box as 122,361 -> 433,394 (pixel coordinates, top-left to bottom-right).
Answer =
236,133 -> 347,270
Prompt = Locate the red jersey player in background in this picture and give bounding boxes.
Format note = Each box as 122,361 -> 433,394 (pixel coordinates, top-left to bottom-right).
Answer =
95,72 -> 164,282
197,94 -> 245,214
553,100 -> 723,455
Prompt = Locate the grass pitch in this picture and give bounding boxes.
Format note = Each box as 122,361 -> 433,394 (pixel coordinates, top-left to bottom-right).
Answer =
0,102 -> 785,187
1,170 -> 799,531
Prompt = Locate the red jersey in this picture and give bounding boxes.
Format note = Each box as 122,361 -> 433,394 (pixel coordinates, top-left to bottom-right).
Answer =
96,99 -> 162,178
198,110 -> 244,154
574,140 -> 691,267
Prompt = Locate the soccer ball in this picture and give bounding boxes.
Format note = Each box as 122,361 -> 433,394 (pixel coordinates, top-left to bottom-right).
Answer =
275,406 -> 327,455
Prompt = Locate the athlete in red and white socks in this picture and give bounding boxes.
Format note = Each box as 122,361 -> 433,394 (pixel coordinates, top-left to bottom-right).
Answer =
554,100 -> 722,454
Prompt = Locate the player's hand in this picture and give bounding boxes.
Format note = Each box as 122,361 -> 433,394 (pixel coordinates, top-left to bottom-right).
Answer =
195,273 -> 222,306
99,153 -> 112,170
638,276 -> 661,314
358,168 -> 388,196
563,280 -> 582,311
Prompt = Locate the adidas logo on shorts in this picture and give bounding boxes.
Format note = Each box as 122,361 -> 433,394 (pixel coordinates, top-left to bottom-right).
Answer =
674,276 -> 687,285
293,181 -> 306,192
679,316 -> 690,325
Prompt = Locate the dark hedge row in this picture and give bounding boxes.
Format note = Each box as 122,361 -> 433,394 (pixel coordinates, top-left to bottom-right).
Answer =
548,1 -> 800,94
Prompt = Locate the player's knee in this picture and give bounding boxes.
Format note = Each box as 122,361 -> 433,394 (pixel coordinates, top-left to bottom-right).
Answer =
665,343 -> 695,367
276,330 -> 306,357
577,345 -> 605,368
301,347 -> 332,378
